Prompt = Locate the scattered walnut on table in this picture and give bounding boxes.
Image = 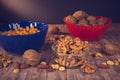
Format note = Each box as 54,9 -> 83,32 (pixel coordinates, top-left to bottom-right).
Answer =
0,52 -> 12,68
98,58 -> 120,69
23,49 -> 41,66
81,64 -> 96,74
113,60 -> 119,66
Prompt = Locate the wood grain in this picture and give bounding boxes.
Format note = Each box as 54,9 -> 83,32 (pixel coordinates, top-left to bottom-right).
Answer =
0,24 -> 120,80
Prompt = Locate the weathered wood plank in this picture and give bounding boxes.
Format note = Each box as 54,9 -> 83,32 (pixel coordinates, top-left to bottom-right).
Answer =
67,69 -> 82,80
38,69 -> 47,80
47,71 -> 58,80
106,67 -> 120,80
25,67 -> 40,80
47,70 -> 67,80
17,68 -> 29,80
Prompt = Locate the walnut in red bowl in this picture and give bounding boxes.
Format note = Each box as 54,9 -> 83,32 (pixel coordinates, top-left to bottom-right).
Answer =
64,10 -> 112,41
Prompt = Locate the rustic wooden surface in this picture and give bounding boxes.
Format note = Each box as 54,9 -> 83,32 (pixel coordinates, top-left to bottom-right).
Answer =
0,24 -> 120,80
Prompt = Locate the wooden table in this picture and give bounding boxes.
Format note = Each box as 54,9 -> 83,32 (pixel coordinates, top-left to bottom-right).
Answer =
0,24 -> 120,80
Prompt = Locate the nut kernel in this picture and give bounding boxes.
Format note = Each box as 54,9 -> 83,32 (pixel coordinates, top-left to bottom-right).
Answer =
13,69 -> 20,73
95,52 -> 103,57
106,60 -> 114,66
59,66 -> 65,71
40,61 -> 47,65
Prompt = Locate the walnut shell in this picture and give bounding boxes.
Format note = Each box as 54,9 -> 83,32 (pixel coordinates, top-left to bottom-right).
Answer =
73,10 -> 88,20
23,49 -> 41,66
87,16 -> 96,21
96,17 -> 106,25
78,18 -> 88,26
66,15 -> 77,24
103,43 -> 120,55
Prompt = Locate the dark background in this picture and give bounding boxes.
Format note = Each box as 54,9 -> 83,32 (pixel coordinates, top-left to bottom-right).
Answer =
0,0 -> 120,24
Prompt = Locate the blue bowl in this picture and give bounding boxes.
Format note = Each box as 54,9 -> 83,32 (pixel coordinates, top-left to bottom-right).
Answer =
0,21 -> 48,54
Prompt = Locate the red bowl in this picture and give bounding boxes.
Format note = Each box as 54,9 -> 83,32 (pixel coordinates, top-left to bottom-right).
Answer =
64,16 -> 112,41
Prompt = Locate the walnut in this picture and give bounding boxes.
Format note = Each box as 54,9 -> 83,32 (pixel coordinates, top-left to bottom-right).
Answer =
87,16 -> 96,21
73,58 -> 87,67
78,18 -> 88,26
101,62 -> 107,65
23,49 -> 41,66
86,16 -> 97,26
40,61 -> 47,65
103,43 -> 120,56
47,62 -> 57,72
73,10 -> 88,20
81,64 -> 96,74
96,17 -> 106,25
65,10 -> 108,26
0,52 -> 12,68
66,15 -> 77,24
3,61 -> 8,68
113,60 -> 119,66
